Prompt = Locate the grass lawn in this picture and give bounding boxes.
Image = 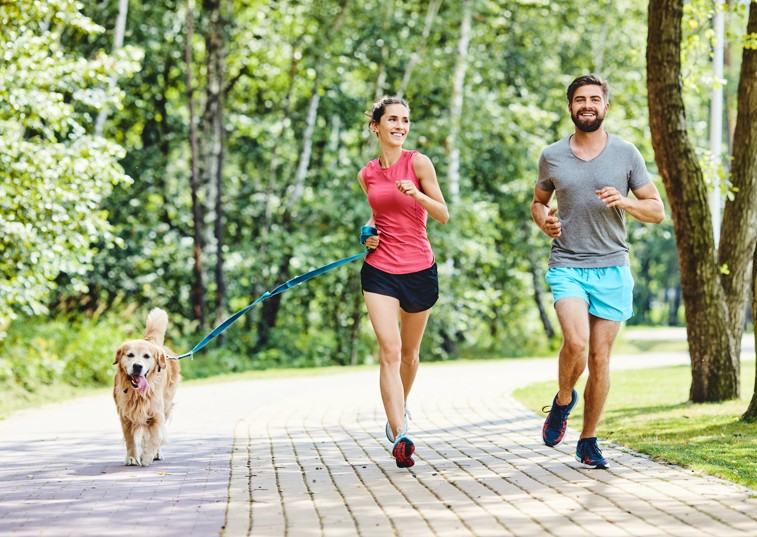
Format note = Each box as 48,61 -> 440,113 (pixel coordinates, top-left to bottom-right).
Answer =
513,358 -> 757,490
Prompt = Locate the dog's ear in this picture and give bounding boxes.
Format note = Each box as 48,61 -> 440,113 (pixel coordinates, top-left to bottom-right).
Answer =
157,349 -> 167,370
113,346 -> 124,365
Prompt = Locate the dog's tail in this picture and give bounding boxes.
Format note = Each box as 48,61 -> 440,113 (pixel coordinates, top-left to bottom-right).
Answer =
144,308 -> 168,346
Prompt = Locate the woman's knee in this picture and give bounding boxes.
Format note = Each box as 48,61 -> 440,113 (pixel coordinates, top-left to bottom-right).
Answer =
400,348 -> 420,367
379,345 -> 402,366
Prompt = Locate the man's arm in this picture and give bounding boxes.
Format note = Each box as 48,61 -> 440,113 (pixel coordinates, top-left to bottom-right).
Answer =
531,185 -> 561,238
596,182 -> 665,224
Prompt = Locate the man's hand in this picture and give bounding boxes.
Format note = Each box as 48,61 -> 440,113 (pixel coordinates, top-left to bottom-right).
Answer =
596,187 -> 626,209
545,207 -> 561,238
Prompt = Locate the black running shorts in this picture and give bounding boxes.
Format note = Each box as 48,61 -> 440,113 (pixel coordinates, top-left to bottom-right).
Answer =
360,262 -> 439,313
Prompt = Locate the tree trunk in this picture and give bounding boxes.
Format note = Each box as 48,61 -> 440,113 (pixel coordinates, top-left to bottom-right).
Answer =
254,255 -> 290,351
286,86 -> 320,212
523,221 -> 555,339
735,2 -> 757,420
646,0 -> 738,402
396,0 -> 442,99
668,284 -> 682,326
530,261 -> 555,340
436,0 -> 472,357
185,0 -> 205,326
446,0 -> 472,203
202,0 -> 227,326
719,0 -> 757,373
94,0 -> 128,136
745,244 -> 757,420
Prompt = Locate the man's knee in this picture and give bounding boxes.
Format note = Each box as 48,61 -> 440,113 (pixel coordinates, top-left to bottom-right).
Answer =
562,336 -> 588,357
587,352 -> 611,372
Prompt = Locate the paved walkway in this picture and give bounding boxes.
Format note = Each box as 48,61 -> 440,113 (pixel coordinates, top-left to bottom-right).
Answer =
1,347 -> 756,536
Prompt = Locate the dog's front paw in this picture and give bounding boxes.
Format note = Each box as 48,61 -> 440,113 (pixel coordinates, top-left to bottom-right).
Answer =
125,456 -> 141,466
154,449 -> 163,461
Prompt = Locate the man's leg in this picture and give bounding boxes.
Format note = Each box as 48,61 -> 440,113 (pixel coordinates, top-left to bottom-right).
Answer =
554,298 -> 591,405
581,315 -> 620,438
542,298 -> 590,447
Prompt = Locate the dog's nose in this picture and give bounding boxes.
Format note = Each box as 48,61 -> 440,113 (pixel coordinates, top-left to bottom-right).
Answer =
132,363 -> 143,374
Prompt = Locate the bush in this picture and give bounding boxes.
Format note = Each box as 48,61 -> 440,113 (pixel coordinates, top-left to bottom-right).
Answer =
1,314 -> 131,391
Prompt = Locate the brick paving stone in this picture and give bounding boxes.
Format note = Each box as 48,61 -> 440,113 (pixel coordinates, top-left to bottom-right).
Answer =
1,348 -> 756,536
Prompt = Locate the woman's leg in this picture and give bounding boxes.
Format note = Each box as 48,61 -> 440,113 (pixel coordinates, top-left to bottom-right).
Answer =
398,308 -> 432,403
363,292 -> 405,437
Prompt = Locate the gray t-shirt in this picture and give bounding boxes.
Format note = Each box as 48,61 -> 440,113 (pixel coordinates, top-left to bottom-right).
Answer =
536,133 -> 651,268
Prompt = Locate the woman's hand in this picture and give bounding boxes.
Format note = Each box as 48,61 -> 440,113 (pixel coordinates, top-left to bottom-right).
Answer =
396,180 -> 419,199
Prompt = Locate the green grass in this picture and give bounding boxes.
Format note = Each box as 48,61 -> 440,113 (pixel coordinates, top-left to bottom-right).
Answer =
0,363 -> 375,420
513,359 -> 757,490
0,382 -> 110,419
612,335 -> 689,354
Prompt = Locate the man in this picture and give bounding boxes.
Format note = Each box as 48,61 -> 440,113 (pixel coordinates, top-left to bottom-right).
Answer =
531,74 -> 664,469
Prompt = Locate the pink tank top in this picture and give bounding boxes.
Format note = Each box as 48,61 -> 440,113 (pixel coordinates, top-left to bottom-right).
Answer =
360,150 -> 435,274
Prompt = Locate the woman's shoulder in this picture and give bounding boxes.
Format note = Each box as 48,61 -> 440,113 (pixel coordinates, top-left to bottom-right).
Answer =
408,150 -> 433,168
361,157 -> 381,174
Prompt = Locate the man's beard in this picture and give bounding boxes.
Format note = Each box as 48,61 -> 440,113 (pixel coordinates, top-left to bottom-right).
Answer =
571,109 -> 604,132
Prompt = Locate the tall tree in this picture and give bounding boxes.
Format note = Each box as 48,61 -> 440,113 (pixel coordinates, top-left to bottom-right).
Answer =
94,0 -> 129,136
201,0 -> 227,326
647,0 -> 757,403
716,1 -> 757,369
446,0 -> 472,204
186,0 -> 206,325
734,2 -> 757,419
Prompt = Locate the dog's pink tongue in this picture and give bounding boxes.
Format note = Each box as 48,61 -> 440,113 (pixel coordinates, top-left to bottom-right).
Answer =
135,375 -> 148,394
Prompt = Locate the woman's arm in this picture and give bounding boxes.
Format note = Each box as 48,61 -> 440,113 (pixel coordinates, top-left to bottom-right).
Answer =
405,153 -> 449,224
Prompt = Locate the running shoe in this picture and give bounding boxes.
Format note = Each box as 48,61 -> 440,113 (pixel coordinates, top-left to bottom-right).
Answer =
541,389 -> 578,447
385,406 -> 411,443
392,435 -> 415,468
575,437 -> 609,469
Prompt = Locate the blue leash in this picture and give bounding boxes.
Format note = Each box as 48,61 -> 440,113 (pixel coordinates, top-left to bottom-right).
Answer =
173,227 -> 377,360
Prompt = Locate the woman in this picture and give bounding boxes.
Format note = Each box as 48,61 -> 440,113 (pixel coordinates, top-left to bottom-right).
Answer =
357,96 -> 449,468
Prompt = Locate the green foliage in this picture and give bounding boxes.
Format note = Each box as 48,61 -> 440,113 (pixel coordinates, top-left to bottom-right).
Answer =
7,0 -> 751,385
0,0 -> 141,332
0,314 -> 131,393
46,0 -> 670,366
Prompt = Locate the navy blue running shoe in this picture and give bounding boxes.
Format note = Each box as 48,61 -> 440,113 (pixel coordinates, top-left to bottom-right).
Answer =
575,437 -> 608,469
541,389 -> 578,447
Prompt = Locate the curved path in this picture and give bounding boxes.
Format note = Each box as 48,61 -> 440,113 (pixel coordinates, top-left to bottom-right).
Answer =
1,348 -> 755,536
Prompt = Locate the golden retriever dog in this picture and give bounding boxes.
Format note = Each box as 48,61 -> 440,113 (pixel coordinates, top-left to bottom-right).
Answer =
113,308 -> 180,466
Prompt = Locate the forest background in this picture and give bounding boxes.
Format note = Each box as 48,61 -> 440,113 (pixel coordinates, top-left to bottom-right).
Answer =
1,0 -> 752,403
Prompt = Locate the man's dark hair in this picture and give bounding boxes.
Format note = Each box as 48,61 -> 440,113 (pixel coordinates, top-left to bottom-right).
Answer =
567,74 -> 610,103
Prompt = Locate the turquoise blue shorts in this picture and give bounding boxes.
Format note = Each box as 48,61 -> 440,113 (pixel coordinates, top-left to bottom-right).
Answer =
545,266 -> 634,322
